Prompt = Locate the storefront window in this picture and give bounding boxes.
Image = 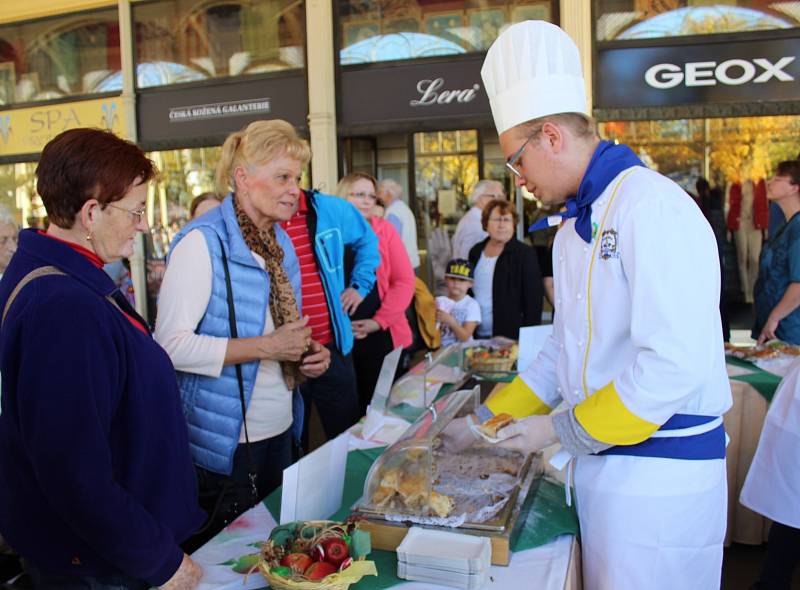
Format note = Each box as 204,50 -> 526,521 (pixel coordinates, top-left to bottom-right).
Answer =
339,0 -> 556,65
596,1 -> 800,41
0,9 -> 120,106
132,0 -> 305,89
414,129 -> 479,236
599,115 -> 800,190
0,162 -> 46,227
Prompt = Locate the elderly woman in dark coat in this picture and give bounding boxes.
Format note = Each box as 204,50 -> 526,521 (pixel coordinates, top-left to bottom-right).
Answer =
468,198 -> 543,340
0,129 -> 204,590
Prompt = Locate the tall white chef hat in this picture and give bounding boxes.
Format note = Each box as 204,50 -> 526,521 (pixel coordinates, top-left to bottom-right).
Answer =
481,21 -> 588,134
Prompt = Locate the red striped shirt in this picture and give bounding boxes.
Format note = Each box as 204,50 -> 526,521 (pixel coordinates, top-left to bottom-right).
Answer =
281,193 -> 333,346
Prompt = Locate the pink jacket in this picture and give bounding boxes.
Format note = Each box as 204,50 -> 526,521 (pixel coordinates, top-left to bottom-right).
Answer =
371,217 -> 415,349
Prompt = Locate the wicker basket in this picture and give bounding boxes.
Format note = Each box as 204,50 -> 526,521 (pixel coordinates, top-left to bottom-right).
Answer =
257,520 -> 376,590
468,357 -> 515,373
258,561 -> 351,590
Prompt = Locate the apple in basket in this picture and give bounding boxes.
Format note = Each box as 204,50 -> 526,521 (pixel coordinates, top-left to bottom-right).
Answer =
280,552 -> 313,573
321,537 -> 350,567
305,561 -> 338,580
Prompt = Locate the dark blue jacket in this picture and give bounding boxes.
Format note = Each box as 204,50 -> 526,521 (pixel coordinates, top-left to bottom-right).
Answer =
0,229 -> 205,586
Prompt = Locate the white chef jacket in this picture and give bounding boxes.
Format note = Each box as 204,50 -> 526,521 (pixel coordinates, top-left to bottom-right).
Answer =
488,165 -> 732,445
485,165 -> 732,590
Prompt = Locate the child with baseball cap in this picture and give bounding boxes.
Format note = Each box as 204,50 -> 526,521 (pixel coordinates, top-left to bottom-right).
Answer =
436,259 -> 482,347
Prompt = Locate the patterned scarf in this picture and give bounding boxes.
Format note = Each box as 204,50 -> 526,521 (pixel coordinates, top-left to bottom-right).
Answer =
233,196 -> 304,388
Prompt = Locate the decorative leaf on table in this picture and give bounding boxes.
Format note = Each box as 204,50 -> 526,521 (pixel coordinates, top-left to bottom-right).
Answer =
219,553 -> 259,574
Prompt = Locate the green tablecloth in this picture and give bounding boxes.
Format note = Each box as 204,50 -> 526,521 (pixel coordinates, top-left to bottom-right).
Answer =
264,447 -> 578,589
726,356 -> 782,402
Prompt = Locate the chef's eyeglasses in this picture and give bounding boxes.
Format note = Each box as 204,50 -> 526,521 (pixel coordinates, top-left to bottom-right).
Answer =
107,203 -> 146,224
505,126 -> 543,178
348,191 -> 377,202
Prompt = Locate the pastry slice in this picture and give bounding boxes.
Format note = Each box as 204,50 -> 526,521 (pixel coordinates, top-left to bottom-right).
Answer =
398,473 -> 427,510
478,413 -> 514,438
429,491 -> 455,518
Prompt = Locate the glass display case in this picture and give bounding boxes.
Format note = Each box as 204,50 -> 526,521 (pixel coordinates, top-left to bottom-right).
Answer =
357,387 -> 540,534
362,388 -> 477,520
383,344 -> 466,421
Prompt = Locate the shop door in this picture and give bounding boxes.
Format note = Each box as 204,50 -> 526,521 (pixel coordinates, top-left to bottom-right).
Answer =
342,137 -> 378,178
413,129 -> 479,287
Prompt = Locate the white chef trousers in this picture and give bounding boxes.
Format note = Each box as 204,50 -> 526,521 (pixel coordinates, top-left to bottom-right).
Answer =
574,454 -> 727,590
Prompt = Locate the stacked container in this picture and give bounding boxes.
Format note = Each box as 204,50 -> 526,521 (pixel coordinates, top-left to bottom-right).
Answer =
396,527 -> 491,589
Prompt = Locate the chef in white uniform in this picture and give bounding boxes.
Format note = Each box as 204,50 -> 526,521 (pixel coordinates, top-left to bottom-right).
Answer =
443,21 -> 732,590
740,360 -> 800,588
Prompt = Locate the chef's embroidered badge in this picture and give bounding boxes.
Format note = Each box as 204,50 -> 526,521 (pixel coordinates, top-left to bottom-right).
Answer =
600,229 -> 619,260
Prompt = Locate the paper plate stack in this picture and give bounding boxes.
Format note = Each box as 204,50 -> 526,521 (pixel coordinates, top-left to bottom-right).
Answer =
396,527 -> 491,589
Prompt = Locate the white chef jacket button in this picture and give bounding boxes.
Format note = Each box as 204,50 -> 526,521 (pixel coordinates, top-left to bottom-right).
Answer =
573,389 -> 580,396
559,256 -> 564,262
556,386 -> 562,393
578,340 -> 584,347
576,293 -> 582,300
583,246 -> 588,253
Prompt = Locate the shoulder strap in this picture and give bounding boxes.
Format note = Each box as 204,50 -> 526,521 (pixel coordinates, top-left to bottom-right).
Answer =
215,235 -> 259,500
2,266 -> 66,325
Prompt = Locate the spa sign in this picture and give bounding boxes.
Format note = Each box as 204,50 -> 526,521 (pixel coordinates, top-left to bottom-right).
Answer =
0,98 -> 127,156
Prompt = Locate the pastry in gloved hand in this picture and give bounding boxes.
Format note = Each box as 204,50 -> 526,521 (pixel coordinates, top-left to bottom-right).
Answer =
495,414 -> 558,453
477,412 -> 514,438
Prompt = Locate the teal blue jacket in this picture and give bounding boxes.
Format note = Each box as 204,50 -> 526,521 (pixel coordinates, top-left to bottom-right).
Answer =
302,190 -> 379,355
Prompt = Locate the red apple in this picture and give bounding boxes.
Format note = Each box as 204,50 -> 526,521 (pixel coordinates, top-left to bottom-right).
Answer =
304,561 -> 337,580
321,537 -> 350,567
280,552 -> 312,573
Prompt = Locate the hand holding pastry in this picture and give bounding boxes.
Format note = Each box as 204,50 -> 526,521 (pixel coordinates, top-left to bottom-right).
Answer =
496,414 -> 557,453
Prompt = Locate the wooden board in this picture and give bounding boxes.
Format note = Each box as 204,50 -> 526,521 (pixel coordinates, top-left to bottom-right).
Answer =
360,519 -> 512,566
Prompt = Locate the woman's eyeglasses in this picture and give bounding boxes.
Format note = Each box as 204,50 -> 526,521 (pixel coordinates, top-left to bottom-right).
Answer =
107,204 -> 146,224
348,191 -> 377,202
488,216 -> 515,225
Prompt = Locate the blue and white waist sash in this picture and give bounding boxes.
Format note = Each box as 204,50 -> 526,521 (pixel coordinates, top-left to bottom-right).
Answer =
550,413 -> 725,506
598,413 -> 726,460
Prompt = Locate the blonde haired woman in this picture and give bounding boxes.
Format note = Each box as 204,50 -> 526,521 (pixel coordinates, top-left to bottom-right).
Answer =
155,120 -> 330,541
336,173 -> 415,412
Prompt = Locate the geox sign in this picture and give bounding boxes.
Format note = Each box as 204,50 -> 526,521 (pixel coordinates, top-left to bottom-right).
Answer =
596,37 -> 800,109
645,58 -> 795,89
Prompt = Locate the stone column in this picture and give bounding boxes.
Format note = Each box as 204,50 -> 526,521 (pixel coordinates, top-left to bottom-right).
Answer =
118,0 -> 148,319
559,1 -> 593,111
305,0 -> 338,192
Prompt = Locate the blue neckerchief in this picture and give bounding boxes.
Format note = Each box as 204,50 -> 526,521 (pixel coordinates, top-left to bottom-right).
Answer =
528,140 -> 644,243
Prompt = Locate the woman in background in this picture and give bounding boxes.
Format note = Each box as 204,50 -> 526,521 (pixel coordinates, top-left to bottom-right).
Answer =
190,192 -> 223,219
336,173 -> 415,412
468,198 -> 542,340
